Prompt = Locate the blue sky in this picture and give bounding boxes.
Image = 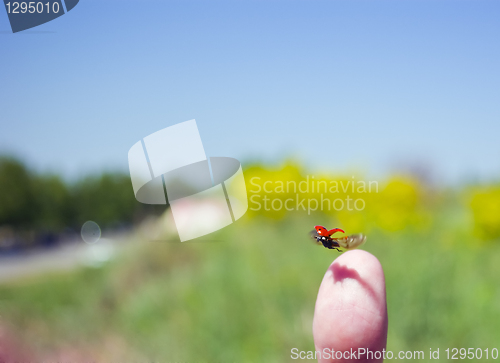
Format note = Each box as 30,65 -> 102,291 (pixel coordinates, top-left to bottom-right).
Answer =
0,0 -> 499,184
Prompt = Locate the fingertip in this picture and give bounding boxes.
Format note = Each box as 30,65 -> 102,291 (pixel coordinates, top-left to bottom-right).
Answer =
331,250 -> 386,294
313,250 -> 388,362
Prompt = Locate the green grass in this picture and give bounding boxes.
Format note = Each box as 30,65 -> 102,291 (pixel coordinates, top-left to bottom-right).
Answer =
0,214 -> 499,361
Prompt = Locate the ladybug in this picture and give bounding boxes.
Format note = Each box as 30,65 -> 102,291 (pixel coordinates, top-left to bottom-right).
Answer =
311,225 -> 345,251
311,225 -> 366,252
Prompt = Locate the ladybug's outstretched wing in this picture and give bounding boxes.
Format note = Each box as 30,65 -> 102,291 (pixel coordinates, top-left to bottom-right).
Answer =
327,228 -> 345,237
334,234 -> 366,250
314,225 -> 329,236
310,229 -> 322,245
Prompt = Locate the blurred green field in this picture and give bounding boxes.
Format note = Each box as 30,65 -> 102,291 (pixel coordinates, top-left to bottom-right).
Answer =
0,210 -> 499,361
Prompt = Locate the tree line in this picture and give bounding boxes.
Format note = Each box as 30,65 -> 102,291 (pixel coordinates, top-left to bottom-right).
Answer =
0,156 -> 164,247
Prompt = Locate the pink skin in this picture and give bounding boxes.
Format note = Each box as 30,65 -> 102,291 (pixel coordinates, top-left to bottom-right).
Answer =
313,250 -> 388,363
